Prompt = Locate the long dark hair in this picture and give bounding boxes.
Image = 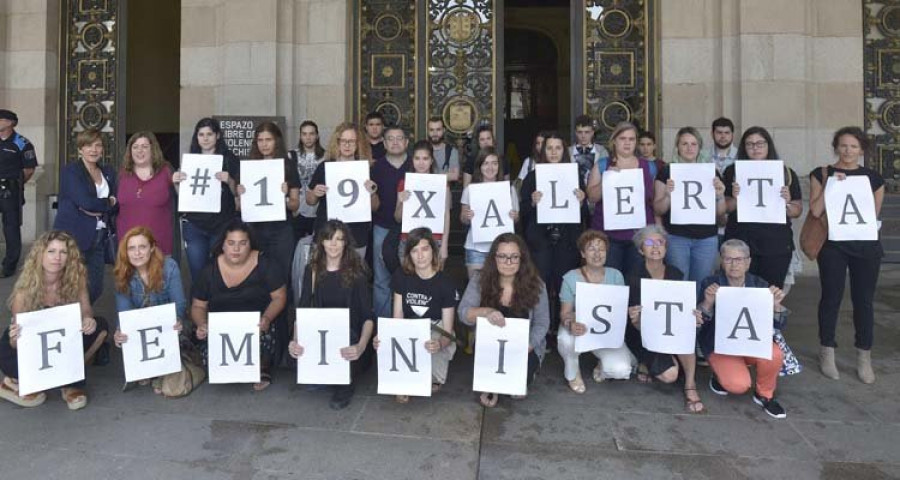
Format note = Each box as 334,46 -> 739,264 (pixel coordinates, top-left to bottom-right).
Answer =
471,147 -> 502,184
479,233 -> 543,314
401,227 -> 441,275
212,219 -> 258,256
537,131 -> 571,164
297,120 -> 326,159
249,121 -> 288,160
309,220 -> 368,288
190,117 -> 230,155
736,126 -> 779,160
409,140 -> 437,173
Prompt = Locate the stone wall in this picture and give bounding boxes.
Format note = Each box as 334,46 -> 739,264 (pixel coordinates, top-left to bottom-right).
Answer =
180,0 -> 349,153
659,0 -> 863,177
0,0 -> 60,242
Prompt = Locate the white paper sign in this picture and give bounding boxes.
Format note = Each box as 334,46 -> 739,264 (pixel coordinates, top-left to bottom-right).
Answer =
377,318 -> 432,397
240,159 -> 286,222
574,283 -> 630,352
178,154 -> 223,213
207,312 -> 260,384
326,160 -> 372,224
472,317 -> 530,396
536,163 -> 581,224
295,309 -> 351,385
670,163 -> 716,225
735,160 -> 786,224
639,279 -> 697,355
825,176 -> 879,241
602,168 -> 647,230
714,287 -> 773,360
402,173 -> 448,234
16,303 -> 84,396
469,181 -> 515,243
119,303 -> 182,382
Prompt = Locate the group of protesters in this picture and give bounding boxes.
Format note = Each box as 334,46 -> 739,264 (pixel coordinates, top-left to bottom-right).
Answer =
0,109 -> 885,419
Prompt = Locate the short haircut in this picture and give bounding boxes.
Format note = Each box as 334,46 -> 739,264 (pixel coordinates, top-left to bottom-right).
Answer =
831,126 -> 871,157
711,117 -> 735,132
575,115 -> 595,129
638,131 -> 656,143
365,111 -> 384,124
427,116 -> 444,127
76,129 -> 103,150
576,229 -> 610,254
402,228 -> 441,274
632,224 -> 669,250
384,125 -> 406,137
720,239 -> 750,257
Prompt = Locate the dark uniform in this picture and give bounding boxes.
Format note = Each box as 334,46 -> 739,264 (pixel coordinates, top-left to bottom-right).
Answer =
0,110 -> 37,277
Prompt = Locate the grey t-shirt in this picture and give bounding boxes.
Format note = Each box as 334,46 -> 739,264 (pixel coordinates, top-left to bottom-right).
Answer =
433,144 -> 460,174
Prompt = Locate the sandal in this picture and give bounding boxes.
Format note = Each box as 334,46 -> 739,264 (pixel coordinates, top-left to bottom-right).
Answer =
252,372 -> 272,392
636,364 -> 652,384
395,395 -> 410,404
592,364 -> 605,383
683,387 -> 706,414
0,377 -> 45,408
568,372 -> 586,394
61,387 -> 88,411
479,392 -> 498,408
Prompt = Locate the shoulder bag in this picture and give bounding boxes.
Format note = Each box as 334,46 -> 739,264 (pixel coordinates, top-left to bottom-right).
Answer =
799,166 -> 829,261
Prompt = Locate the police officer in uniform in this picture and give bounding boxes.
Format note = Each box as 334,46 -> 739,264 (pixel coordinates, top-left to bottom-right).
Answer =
0,110 -> 37,277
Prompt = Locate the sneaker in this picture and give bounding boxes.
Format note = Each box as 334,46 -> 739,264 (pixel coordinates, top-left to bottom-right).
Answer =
752,393 -> 786,419
329,387 -> 354,410
708,376 -> 728,396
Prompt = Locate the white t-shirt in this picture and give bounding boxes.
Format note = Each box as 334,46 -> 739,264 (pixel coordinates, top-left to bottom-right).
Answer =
460,184 -> 519,252
95,174 -> 109,230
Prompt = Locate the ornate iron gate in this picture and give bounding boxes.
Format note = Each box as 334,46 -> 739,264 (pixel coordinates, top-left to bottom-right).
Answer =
864,1 -> 900,179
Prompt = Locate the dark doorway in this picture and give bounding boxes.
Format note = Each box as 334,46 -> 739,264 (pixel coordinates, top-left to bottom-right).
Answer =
503,0 -> 570,179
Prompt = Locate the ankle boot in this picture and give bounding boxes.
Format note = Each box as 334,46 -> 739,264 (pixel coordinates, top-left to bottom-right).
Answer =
857,348 -> 875,384
819,346 -> 839,380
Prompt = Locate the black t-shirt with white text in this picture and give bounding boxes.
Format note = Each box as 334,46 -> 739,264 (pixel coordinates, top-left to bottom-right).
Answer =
390,270 -> 458,324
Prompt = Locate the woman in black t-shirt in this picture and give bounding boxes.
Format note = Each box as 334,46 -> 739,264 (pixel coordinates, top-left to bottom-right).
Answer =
289,219 -> 374,410
376,228 -> 457,403
191,220 -> 287,391
235,122 -> 301,275
808,127 -> 885,384
722,126 -> 803,288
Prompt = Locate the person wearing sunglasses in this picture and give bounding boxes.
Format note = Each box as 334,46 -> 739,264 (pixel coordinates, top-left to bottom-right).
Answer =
458,233 -> 549,408
625,225 -> 705,414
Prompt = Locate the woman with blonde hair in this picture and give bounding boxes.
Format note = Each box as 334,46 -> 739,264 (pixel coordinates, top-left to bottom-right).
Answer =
307,122 -> 379,256
0,231 -> 108,409
112,226 -> 185,393
117,132 -> 175,254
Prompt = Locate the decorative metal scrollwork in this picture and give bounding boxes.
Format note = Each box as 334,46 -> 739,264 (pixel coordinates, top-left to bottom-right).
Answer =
61,0 -> 121,167
427,0 -> 496,137
582,0 -> 657,144
865,1 -> 900,179
357,1 -> 417,135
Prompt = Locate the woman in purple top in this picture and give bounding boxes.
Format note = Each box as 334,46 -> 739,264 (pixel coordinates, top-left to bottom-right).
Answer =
586,122 -> 657,277
117,132 -> 175,255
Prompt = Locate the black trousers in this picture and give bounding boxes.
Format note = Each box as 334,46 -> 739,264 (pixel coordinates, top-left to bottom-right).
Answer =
0,195 -> 22,274
817,243 -> 881,350
749,252 -> 792,289
0,318 -> 109,389
530,241 -> 579,333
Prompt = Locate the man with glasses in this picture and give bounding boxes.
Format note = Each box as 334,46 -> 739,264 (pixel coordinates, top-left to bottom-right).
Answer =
370,126 -> 410,318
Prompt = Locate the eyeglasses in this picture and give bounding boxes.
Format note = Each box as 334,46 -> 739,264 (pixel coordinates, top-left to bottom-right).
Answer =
495,254 -> 521,264
745,140 -> 768,150
642,238 -> 666,247
338,138 -> 356,146
722,256 -> 749,265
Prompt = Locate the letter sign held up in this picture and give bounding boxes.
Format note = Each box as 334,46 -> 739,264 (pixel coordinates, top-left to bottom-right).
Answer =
377,318 -> 432,397
602,168 -> 647,231
574,283 -> 630,352
16,303 -> 84,396
536,163 -> 581,224
639,279 -> 697,354
825,176 -> 879,241
295,309 -> 351,385
469,181 -> 515,243
207,312 -> 260,384
670,163 -> 716,225
402,173 -> 448,234
119,303 -> 182,382
326,160 -> 373,224
735,160 -> 786,224
714,287 -> 773,360
178,154 -> 223,213
240,159 -> 286,222
472,317 -> 530,396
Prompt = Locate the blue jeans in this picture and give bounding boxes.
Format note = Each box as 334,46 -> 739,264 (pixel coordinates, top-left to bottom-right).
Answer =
606,238 -> 642,278
182,219 -> 219,281
372,224 -> 392,318
665,234 -> 719,283
84,228 -> 107,305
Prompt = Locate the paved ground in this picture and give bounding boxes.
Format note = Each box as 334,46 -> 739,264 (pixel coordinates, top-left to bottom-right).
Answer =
0,263 -> 898,480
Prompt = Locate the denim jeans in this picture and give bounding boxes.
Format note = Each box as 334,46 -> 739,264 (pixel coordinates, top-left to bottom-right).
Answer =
665,234 -> 719,283
84,228 -> 107,305
372,224 -> 392,318
606,238 -> 642,278
182,219 -> 219,282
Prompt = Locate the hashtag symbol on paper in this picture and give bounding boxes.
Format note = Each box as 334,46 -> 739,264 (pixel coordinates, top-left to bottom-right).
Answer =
190,168 -> 212,195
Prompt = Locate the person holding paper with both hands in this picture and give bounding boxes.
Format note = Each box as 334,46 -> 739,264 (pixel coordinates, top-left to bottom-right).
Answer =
394,140 -> 451,262
373,228 -> 457,404
0,231 -> 108,409
808,126 -> 884,384
112,227 -> 186,394
458,233 -> 550,408
696,239 -> 788,419
289,220 -> 374,410
191,220 -> 287,392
